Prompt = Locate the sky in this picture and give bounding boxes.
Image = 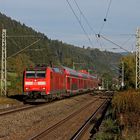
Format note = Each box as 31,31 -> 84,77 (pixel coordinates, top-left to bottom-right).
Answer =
0,0 -> 140,52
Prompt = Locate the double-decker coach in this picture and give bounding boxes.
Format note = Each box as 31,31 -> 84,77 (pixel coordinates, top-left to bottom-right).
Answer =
62,66 -> 81,94
62,66 -> 98,94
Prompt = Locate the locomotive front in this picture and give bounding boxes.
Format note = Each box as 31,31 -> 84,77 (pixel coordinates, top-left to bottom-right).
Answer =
23,68 -> 47,98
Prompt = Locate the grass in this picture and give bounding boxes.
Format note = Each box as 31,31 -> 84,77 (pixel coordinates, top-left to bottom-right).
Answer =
93,90 -> 140,140
93,109 -> 120,140
95,119 -> 120,140
112,90 -> 140,114
0,97 -> 20,105
112,90 -> 140,140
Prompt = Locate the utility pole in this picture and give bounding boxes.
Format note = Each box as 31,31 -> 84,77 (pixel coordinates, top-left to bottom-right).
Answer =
1,29 -> 7,96
102,78 -> 104,90
73,62 -> 75,70
106,80 -> 109,90
136,28 -> 140,89
0,30 -> 41,96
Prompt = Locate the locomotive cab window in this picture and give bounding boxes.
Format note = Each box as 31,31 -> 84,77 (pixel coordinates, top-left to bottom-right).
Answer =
26,71 -> 35,78
26,70 -> 46,78
36,71 -> 46,78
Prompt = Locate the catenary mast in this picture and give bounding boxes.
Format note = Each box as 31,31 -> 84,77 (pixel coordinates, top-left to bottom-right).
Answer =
136,28 -> 140,89
1,29 -> 7,96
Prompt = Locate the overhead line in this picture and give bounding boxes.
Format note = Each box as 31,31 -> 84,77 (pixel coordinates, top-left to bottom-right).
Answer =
65,0 -> 94,47
72,0 -> 113,58
66,0 -> 131,54
121,35 -> 135,46
73,0 -> 105,52
72,0 -> 114,57
99,0 -> 112,34
105,0 -> 112,20
96,33 -> 136,37
7,38 -> 41,59
73,0 -> 96,35
99,34 -> 131,53
72,0 -> 112,55
0,35 -> 43,38
73,0 -> 104,51
7,35 -> 43,38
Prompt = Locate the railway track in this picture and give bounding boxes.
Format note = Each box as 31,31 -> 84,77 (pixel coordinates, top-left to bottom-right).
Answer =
0,99 -> 54,116
0,91 -> 100,117
71,99 -> 109,140
0,104 -> 36,116
0,93 -> 91,117
29,96 -> 110,140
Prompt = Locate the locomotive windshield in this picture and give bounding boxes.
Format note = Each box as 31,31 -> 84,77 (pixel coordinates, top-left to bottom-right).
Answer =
26,71 -> 35,78
36,71 -> 46,78
26,70 -> 46,78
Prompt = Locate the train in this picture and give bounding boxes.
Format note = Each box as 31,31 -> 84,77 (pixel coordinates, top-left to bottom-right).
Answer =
23,65 -> 99,100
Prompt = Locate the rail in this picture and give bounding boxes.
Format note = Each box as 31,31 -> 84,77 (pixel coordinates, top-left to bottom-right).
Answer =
0,104 -> 36,116
29,97 -> 100,140
71,98 -> 110,140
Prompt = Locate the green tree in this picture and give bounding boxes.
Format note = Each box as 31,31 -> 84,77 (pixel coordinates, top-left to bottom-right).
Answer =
7,54 -> 34,95
120,54 -> 135,89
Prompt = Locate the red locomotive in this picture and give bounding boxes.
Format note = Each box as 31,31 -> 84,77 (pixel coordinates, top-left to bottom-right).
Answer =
23,66 -> 99,99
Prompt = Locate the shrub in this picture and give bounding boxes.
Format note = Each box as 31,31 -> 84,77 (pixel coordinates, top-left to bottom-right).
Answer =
112,90 -> 140,140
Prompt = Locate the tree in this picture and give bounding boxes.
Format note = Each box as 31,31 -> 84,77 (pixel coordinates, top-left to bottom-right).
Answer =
120,54 -> 135,89
7,54 -> 34,95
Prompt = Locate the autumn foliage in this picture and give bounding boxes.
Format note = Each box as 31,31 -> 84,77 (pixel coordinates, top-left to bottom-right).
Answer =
112,91 -> 140,139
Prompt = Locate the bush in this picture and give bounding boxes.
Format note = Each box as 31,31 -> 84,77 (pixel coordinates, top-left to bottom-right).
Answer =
94,118 -> 120,140
112,90 -> 140,140
112,90 -> 140,114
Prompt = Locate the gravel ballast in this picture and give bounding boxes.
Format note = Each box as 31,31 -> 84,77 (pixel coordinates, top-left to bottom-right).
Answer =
0,94 -> 98,140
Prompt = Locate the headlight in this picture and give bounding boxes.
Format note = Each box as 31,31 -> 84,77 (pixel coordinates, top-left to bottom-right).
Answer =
38,82 -> 46,85
25,82 -> 33,85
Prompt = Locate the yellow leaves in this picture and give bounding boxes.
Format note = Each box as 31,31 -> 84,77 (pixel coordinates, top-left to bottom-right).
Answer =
120,55 -> 135,88
112,90 -> 140,114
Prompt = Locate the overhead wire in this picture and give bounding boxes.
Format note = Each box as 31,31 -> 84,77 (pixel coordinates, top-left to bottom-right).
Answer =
95,37 -> 105,53
96,0 -> 134,53
121,35 -> 135,46
121,35 -> 135,53
71,0 -> 114,56
99,0 -> 112,34
65,0 -> 94,47
73,0 -> 104,51
72,0 -> 107,53
7,35 -> 43,38
98,34 -> 135,51
66,0 -> 132,53
105,0 -> 112,21
99,34 -> 131,53
5,35 -> 43,59
7,38 -> 41,59
73,0 -> 96,35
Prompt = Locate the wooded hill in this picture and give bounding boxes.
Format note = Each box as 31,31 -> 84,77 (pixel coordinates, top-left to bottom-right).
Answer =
0,12 -> 122,76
